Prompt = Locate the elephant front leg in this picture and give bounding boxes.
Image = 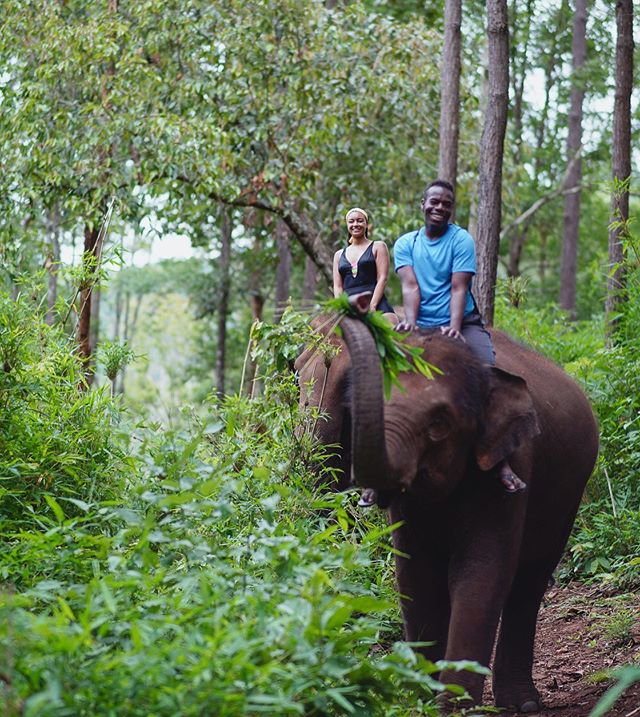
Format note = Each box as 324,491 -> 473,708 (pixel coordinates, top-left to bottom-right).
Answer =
438,568 -> 505,706
392,523 -> 451,663
439,501 -> 526,705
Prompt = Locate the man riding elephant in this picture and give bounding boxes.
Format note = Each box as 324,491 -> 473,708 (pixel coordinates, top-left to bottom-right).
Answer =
394,179 -> 525,493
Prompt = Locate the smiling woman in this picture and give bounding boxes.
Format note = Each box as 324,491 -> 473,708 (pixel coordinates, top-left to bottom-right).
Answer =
332,207 -> 397,322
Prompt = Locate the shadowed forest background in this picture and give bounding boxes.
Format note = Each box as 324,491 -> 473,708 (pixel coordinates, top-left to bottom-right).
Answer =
0,1 -> 638,715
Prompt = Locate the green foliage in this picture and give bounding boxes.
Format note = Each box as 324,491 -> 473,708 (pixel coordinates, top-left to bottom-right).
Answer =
0,291 -> 123,531
98,339 -> 135,383
0,298 -> 491,716
561,510 -> 640,588
589,665 -> 640,717
495,267 -> 640,588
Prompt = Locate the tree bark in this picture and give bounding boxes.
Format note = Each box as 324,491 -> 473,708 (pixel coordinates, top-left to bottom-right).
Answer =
215,208 -> 232,396
605,0 -> 634,337
559,0 -> 587,319
244,233 -> 264,396
438,0 -> 462,191
474,0 -> 510,325
301,255 -> 319,309
273,219 -> 291,322
77,223 -> 101,382
89,285 -> 101,357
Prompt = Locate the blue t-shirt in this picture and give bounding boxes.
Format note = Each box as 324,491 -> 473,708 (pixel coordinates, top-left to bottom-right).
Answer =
393,223 -> 476,327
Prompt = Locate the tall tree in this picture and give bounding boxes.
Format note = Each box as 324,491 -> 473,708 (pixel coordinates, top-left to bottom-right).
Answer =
438,0 -> 462,191
605,0 -> 634,335
559,0 -> 587,318
301,256 -> 319,309
274,220 -> 291,322
216,209 -> 232,396
77,220 -> 105,375
474,0 -> 510,324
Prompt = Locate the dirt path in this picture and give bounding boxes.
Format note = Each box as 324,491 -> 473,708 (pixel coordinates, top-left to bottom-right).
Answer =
485,584 -> 640,717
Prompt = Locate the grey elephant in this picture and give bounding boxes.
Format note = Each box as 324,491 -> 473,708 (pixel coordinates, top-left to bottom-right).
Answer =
295,308 -> 598,712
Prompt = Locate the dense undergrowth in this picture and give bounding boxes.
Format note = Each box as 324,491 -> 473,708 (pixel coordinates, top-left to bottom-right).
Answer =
1,291 -> 471,716
1,269 -> 639,714
495,278 -> 640,590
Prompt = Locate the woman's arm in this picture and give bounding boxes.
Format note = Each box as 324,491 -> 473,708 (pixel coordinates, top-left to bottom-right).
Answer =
333,250 -> 344,298
370,242 -> 390,311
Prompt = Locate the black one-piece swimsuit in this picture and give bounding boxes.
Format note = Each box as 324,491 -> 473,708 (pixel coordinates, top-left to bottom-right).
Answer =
338,243 -> 394,313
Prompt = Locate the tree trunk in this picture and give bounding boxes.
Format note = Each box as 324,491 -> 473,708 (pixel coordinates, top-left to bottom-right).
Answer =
273,219 -> 291,322
301,255 -> 319,309
244,233 -> 264,396
559,0 -> 587,319
438,0 -> 462,191
77,223 -> 101,382
474,0 -> 510,325
605,0 -> 633,338
216,208 -> 232,396
89,285 -> 101,357
45,207 -> 61,326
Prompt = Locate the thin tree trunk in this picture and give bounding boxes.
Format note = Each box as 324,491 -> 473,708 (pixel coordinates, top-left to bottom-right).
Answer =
474,0 -> 510,325
605,0 -> 633,338
216,208 -> 232,396
438,0 -> 462,191
274,220 -> 291,322
301,255 -> 319,309
77,224 -> 101,381
467,42 -> 489,242
89,285 -> 101,357
245,234 -> 264,396
116,290 -> 130,395
559,0 -> 587,319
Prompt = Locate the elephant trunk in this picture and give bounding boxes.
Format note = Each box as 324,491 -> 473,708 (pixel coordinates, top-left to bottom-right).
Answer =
340,316 -> 394,490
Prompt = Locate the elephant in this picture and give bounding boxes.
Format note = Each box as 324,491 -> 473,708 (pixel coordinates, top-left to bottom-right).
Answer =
295,305 -> 598,713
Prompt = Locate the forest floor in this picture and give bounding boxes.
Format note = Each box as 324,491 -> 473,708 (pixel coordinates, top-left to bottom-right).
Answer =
484,583 -> 640,717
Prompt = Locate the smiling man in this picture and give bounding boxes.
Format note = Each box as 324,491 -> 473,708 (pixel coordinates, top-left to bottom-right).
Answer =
393,179 -> 526,494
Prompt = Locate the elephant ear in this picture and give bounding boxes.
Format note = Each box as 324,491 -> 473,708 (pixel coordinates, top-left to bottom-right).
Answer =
475,367 -> 540,471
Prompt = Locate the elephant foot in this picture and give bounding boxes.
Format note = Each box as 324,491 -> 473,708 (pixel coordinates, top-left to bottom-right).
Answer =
494,684 -> 541,713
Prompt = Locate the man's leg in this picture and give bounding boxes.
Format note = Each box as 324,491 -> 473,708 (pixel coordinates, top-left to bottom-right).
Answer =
461,320 -> 526,493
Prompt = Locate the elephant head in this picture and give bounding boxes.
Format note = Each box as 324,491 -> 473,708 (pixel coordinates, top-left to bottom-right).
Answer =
339,316 -> 540,499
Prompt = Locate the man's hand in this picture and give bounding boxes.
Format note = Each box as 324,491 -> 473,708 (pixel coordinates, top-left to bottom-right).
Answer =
440,325 -> 465,341
395,319 -> 417,332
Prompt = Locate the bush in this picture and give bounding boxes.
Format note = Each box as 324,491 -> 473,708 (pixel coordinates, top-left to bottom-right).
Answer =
495,272 -> 640,587
1,307 -> 480,715
0,291 -> 124,532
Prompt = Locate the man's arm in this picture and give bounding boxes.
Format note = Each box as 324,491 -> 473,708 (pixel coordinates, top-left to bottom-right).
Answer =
441,271 -> 473,339
396,265 -> 420,332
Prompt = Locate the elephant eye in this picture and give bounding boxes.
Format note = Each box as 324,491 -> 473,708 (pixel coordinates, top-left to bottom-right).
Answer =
427,414 -> 451,442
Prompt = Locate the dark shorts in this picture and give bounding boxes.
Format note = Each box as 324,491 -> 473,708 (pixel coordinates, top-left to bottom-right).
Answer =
375,295 -> 394,314
461,312 -> 496,365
